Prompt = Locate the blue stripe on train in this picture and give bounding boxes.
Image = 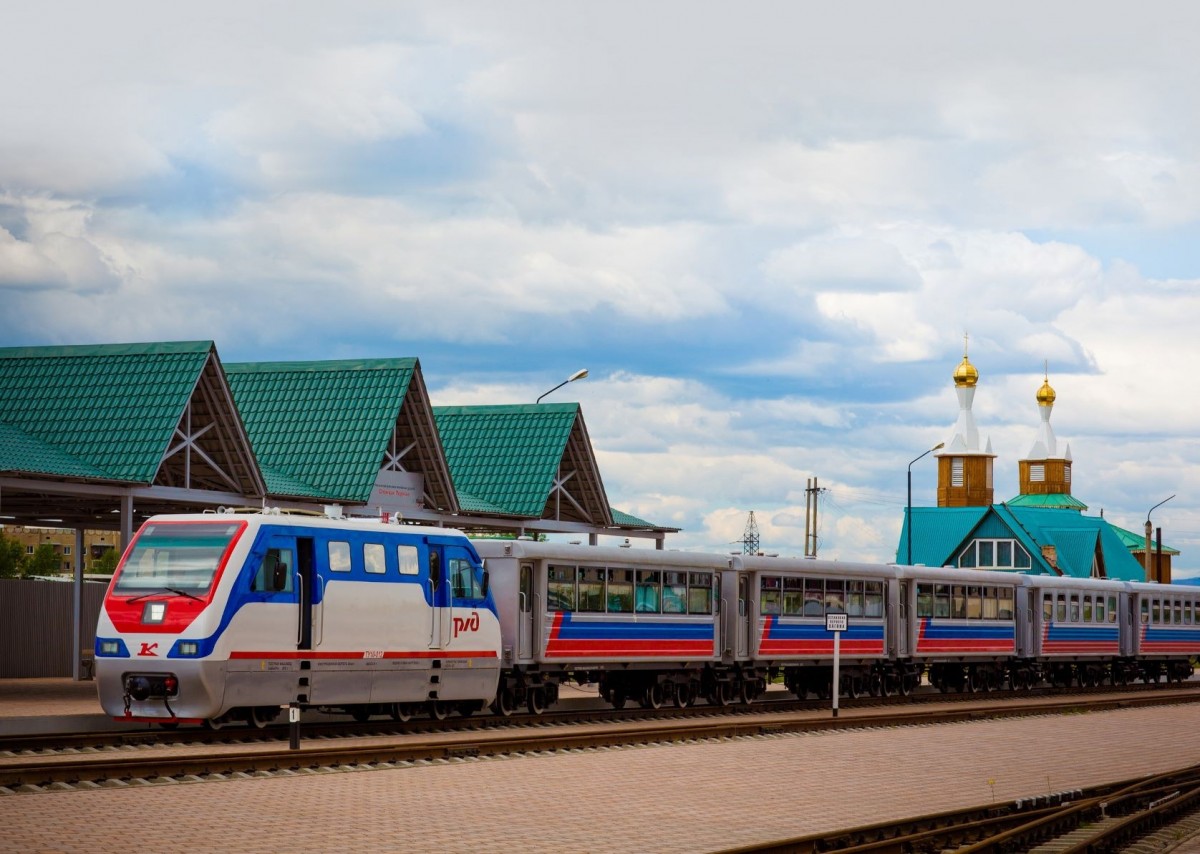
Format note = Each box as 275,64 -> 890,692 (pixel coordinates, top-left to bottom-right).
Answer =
1045,625 -> 1119,642
553,613 -> 714,640
765,621 -> 883,642
921,620 -> 1014,640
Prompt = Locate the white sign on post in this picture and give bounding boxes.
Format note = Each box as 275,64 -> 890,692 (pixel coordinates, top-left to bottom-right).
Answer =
826,612 -> 847,718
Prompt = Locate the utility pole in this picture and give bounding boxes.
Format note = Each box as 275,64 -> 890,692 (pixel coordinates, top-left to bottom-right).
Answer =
804,478 -> 823,557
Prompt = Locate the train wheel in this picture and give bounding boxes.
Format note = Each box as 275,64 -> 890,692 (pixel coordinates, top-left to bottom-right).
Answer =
673,683 -> 692,708
610,689 -> 627,710
868,672 -> 882,697
351,707 -> 372,723
527,686 -> 547,715
642,683 -> 664,710
428,701 -> 450,721
966,670 -> 981,693
899,674 -> 914,697
458,701 -> 482,718
205,716 -> 227,731
492,689 -> 516,717
739,680 -> 755,705
845,676 -> 860,700
251,706 -> 278,729
390,703 -> 412,722
881,673 -> 896,698
716,681 -> 733,706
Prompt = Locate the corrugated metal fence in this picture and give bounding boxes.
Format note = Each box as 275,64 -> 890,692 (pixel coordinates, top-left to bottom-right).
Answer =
0,579 -> 106,677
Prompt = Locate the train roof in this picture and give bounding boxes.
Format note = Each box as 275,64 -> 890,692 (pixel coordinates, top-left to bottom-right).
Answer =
140,510 -> 467,540
471,539 -> 730,569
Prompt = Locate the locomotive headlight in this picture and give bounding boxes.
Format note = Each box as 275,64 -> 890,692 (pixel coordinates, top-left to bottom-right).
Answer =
177,641 -> 199,657
100,640 -> 121,655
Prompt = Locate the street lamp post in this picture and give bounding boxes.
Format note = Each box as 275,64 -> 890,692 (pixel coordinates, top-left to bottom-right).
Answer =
907,442 -> 945,566
1144,494 -> 1175,581
536,368 -> 589,404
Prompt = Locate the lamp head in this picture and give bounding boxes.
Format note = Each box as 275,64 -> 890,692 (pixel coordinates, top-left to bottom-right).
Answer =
568,369 -> 589,383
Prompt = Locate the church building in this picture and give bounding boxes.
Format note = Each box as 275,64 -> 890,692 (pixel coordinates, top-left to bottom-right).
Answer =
897,348 -> 1166,582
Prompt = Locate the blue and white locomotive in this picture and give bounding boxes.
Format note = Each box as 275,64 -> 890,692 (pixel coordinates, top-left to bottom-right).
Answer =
95,511 -> 500,727
96,510 -> 1200,728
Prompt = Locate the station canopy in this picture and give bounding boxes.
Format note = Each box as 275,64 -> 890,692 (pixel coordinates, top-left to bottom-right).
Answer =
0,340 -> 674,546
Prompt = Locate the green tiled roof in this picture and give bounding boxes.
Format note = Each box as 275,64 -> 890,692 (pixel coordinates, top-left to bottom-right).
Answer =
434,404 -> 578,518
611,507 -> 658,528
899,504 -> 1147,580
0,341 -> 213,482
225,359 -> 416,502
1109,523 -> 1180,555
898,507 -> 989,566
1005,493 -> 1089,511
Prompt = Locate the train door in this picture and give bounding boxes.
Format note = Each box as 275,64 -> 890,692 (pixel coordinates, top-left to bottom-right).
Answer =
426,543 -> 451,649
737,574 -> 750,658
895,580 -> 909,658
518,562 -> 534,659
296,537 -> 316,650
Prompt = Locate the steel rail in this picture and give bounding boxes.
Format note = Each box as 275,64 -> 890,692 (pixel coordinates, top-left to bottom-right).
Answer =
6,691 -> 1200,793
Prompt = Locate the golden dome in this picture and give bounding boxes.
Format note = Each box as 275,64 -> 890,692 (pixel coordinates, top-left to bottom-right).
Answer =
1037,377 -> 1056,406
953,355 -> 978,387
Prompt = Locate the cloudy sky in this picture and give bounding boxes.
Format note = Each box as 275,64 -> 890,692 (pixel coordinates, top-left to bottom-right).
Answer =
3,2 -> 1200,571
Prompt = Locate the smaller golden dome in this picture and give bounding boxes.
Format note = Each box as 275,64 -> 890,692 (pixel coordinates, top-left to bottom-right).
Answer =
953,355 -> 979,387
1037,377 -> 1056,406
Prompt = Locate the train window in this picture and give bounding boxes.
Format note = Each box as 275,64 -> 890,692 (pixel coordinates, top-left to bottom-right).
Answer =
804,579 -> 824,617
607,569 -> 634,613
982,587 -> 998,620
1108,596 -> 1117,623
1082,596 -> 1093,622
1187,603 -> 1194,626
1095,596 -> 1105,623
364,543 -> 386,575
865,582 -> 884,617
1069,595 -> 1080,622
578,568 -> 605,612
935,584 -> 951,618
1175,601 -> 1183,625
636,570 -> 661,612
1151,600 -> 1161,623
846,581 -> 865,617
1141,599 -> 1150,624
397,545 -> 419,576
782,577 -> 805,617
1057,596 -> 1067,622
966,586 -> 982,619
253,547 -> 294,593
689,572 -> 713,614
548,565 -> 576,611
1042,595 -> 1052,621
917,584 -> 934,618
760,576 -> 781,615
450,558 -> 482,599
951,586 -> 966,619
663,571 -> 687,613
328,541 -> 351,573
998,587 -> 1014,620
824,579 -> 845,613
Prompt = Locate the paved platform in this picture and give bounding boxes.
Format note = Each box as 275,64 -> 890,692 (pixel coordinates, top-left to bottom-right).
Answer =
3,686 -> 1200,852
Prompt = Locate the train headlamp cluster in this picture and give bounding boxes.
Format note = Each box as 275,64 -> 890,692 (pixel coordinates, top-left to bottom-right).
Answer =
99,640 -> 121,655
175,641 -> 200,657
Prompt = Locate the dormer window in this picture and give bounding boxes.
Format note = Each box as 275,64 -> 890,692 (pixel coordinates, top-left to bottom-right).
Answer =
957,538 -> 1031,570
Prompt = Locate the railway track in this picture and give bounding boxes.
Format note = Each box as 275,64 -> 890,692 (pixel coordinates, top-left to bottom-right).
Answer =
4,687 -> 1200,795
716,764 -> 1200,853
4,679 -> 1196,757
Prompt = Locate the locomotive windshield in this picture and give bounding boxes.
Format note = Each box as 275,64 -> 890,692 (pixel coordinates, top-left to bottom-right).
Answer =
113,521 -> 243,594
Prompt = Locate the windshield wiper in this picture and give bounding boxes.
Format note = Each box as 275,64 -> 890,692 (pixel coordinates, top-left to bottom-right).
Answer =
125,587 -> 202,603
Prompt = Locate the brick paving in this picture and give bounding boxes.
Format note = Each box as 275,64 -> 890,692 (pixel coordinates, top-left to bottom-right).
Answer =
4,702 -> 1200,853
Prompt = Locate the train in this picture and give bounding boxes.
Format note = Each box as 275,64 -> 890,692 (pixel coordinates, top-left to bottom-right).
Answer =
94,509 -> 1200,728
